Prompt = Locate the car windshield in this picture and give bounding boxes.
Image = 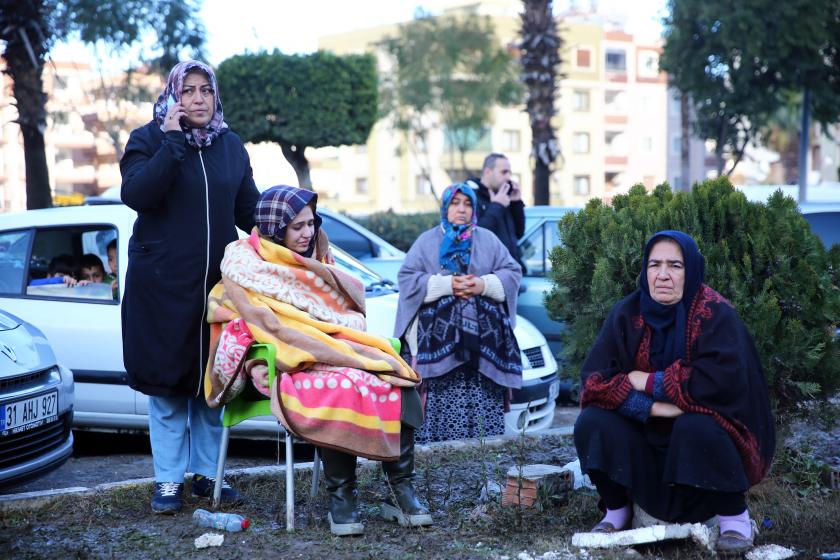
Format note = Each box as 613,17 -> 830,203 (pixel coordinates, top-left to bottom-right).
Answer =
330,245 -> 397,296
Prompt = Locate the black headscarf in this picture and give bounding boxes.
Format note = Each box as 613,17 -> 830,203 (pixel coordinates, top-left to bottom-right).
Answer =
639,230 -> 705,370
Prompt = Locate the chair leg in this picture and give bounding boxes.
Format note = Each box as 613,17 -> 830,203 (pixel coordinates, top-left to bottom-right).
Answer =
285,430 -> 295,532
213,426 -> 230,510
310,447 -> 321,498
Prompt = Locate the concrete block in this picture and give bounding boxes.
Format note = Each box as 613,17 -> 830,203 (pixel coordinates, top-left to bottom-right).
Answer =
571,522 -> 712,549
746,545 -> 796,560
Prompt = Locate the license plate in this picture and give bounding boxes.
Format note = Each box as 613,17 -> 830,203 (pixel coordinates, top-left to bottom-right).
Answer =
548,380 -> 560,401
0,391 -> 59,435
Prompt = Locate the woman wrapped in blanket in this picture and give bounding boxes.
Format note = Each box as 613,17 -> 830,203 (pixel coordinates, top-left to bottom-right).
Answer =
394,183 -> 523,443
204,185 -> 432,536
573,230 -> 775,555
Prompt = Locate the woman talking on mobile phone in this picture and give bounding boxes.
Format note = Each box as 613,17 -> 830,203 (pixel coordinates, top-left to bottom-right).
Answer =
120,60 -> 259,515
394,183 -> 523,443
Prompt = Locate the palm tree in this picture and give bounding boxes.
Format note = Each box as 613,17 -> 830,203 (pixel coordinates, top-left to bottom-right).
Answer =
520,0 -> 562,206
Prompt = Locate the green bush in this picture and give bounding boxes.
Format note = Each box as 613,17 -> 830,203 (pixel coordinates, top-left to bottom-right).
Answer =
355,210 -> 439,252
546,178 -> 840,408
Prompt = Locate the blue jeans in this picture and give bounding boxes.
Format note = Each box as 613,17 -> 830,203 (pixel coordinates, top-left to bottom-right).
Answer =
148,394 -> 222,483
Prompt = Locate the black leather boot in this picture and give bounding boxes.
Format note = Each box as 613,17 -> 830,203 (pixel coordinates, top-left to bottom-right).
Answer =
320,447 -> 364,536
380,426 -> 433,527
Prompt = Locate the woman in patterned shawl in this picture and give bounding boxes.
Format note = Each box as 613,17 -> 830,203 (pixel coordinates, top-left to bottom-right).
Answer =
208,185 -> 431,536
573,230 -> 775,555
394,182 -> 523,443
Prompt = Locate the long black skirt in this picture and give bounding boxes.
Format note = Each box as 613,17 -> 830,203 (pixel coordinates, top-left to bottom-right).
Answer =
415,368 -> 506,444
574,407 -> 749,523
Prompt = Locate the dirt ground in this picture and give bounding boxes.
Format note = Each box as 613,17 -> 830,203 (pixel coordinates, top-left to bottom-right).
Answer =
2,414 -> 840,560
6,408 -> 582,496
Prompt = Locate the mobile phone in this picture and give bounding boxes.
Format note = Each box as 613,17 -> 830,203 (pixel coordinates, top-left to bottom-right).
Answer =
166,94 -> 177,110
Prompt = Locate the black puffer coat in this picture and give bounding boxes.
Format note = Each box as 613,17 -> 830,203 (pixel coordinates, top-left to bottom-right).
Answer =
120,122 -> 259,397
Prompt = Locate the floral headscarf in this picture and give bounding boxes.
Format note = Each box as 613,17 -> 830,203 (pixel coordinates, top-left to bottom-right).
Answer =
255,185 -> 323,258
438,183 -> 477,274
153,60 -> 228,149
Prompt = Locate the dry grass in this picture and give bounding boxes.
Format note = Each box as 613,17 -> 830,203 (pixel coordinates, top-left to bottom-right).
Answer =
1,432 -> 839,559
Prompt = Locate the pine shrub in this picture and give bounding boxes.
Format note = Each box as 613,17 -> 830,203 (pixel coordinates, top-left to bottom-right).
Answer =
355,210 -> 439,252
546,178 -> 840,408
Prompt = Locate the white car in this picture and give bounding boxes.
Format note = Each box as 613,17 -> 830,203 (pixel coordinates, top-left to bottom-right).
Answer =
0,204 -> 557,438
0,308 -> 75,488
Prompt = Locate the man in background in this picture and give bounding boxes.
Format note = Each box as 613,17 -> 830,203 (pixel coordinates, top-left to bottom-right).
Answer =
467,153 -> 526,271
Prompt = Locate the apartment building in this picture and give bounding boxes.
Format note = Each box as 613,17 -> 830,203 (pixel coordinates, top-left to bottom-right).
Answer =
289,0 -> 669,213
0,61 -> 157,213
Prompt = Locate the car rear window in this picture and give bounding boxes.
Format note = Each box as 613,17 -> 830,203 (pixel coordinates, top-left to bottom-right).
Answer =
0,230 -> 33,295
25,226 -> 119,302
803,212 -> 840,248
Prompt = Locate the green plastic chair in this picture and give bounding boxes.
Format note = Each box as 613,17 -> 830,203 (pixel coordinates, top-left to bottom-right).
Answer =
212,343 -> 320,531
212,338 -> 402,530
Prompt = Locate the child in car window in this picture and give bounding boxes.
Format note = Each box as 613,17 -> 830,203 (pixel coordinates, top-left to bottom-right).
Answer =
29,254 -> 81,287
106,240 -> 118,296
80,254 -> 106,283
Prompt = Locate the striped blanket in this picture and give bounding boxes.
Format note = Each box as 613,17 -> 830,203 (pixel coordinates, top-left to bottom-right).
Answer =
205,229 -> 418,460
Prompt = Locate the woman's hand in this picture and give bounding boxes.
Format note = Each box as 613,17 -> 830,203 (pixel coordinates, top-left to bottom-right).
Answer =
163,101 -> 187,132
650,402 -> 683,417
452,274 -> 484,299
628,370 -> 650,392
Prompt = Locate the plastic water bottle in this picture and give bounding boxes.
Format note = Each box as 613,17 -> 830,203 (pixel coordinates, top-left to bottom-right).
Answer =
193,508 -> 250,532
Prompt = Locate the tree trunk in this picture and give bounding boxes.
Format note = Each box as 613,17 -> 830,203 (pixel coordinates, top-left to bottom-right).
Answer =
21,120 -> 52,209
279,142 -> 312,190
521,0 -> 561,206
534,160 -> 550,205
4,9 -> 52,209
798,88 -> 811,203
715,120 -> 728,176
679,94 -> 690,192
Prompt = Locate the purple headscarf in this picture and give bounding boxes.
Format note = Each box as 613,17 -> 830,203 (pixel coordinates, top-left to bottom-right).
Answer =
153,60 -> 228,149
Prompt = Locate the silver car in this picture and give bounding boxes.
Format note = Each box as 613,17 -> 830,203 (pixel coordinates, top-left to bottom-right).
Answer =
0,308 -> 74,488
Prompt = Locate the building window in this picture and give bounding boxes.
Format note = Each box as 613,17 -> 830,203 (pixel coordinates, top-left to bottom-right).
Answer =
575,47 -> 592,69
573,175 -> 590,196
573,90 -> 590,111
415,174 -> 432,196
669,92 -> 682,117
638,51 -> 659,78
605,49 -> 627,72
604,89 -> 627,112
501,129 -> 521,152
671,135 -> 682,156
573,132 -> 590,154
355,177 -> 368,195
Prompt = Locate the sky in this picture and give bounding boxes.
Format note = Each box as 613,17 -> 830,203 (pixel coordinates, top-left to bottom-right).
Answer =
53,0 -> 668,69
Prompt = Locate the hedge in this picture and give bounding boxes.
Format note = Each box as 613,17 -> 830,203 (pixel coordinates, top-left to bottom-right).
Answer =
546,178 -> 840,408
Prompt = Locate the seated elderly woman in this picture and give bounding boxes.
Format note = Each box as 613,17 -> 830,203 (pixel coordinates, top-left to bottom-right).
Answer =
395,183 -> 522,443
573,230 -> 775,555
204,185 -> 432,536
